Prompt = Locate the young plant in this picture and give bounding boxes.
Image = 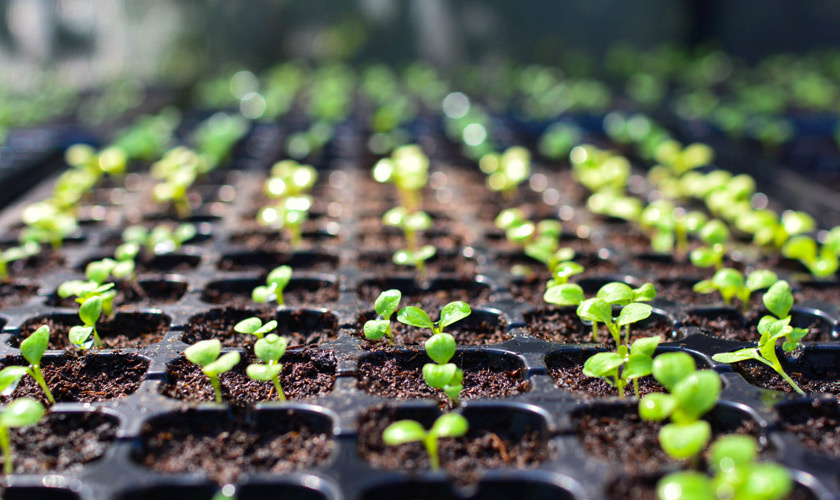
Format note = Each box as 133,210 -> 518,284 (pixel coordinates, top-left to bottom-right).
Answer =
20,201 -> 78,249
494,208 -> 573,275
58,279 -> 117,318
735,209 -> 815,251
184,339 -> 240,403
396,301 -> 472,337
546,261 -> 585,289
0,397 -> 45,474
782,235 -> 839,278
583,335 -> 661,398
712,281 -> 808,395
363,289 -> 402,345
252,266 -> 292,306
246,334 -> 287,401
656,435 -> 792,500
122,223 -> 197,256
392,245 -> 437,278
65,294 -> 107,349
689,219 -> 729,270
422,332 -> 464,405
85,257 -> 135,285
234,317 -> 278,340
0,326 -> 55,404
639,352 -> 722,461
383,207 -> 432,252
382,412 -> 469,471
479,146 -> 532,201
372,145 -> 429,212
640,200 -> 707,257
693,268 -> 778,313
257,196 -> 311,248
0,242 -> 40,282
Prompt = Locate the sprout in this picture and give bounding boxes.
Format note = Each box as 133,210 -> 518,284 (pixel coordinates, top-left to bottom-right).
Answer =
639,352 -> 721,460
640,200 -> 707,256
689,219 -> 729,269
538,122 -> 583,161
372,145 -> 429,212
479,146 -> 531,200
422,333 -> 464,405
252,266 -> 292,306
0,242 -> 40,282
383,207 -> 432,252
583,335 -> 661,398
363,289 -> 402,345
257,196 -> 310,247
782,235 -> 839,278
693,269 -> 777,313
85,258 -> 135,285
184,339 -> 240,403
58,279 -> 117,317
151,147 -> 205,219
246,334 -> 287,401
392,245 -> 437,278
122,223 -> 197,256
0,326 -> 55,404
656,435 -> 792,500
396,301 -> 472,337
233,317 -> 278,340
546,261 -> 585,289
382,412 -> 469,471
68,295 -> 106,350
494,208 -> 574,275
712,281 -> 807,395
0,398 -> 45,474
265,160 -> 318,198
20,201 -> 78,249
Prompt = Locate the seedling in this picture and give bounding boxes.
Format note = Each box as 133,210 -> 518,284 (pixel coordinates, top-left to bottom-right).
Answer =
233,317 -> 278,340
583,335 -> 661,398
0,398 -> 45,474
494,208 -> 573,275
58,279 -> 117,317
546,261 -> 585,289
639,352 -> 722,461
693,268 -> 778,313
0,326 -> 55,404
184,339 -> 241,403
735,209 -> 815,250
20,201 -> 78,249
0,242 -> 40,282
246,334 -> 287,401
656,435 -> 792,500
639,200 -> 707,256
382,412 -> 469,471
712,281 -> 808,395
252,266 -> 292,306
479,146 -> 531,200
393,245 -> 437,278
422,332 -> 464,405
122,223 -> 197,256
396,301 -> 472,337
383,207 -> 432,251
782,235 -> 839,278
151,147 -> 205,218
264,160 -> 318,198
372,145 -> 429,212
68,295 -> 106,349
85,258 -> 135,284
688,219 -> 729,270
363,289 -> 402,345
257,196 -> 311,247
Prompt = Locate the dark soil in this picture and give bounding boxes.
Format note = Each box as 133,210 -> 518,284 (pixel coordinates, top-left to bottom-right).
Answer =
682,309 -> 834,343
136,252 -> 201,273
603,229 -> 651,253
494,252 -> 618,278
181,308 -> 339,347
200,280 -> 339,307
735,359 -> 840,400
778,402 -> 840,457
357,229 -> 468,252
795,282 -> 840,306
0,281 -> 39,309
47,279 -> 187,309
161,348 -> 336,404
216,250 -> 339,272
1,411 -> 117,474
15,312 -> 170,349
4,249 -> 64,278
357,405 -> 548,482
356,279 -> 493,309
607,474 -> 817,500
137,408 -> 335,484
654,278 -> 719,305
353,313 -> 510,348
357,350 -> 528,407
0,352 -> 148,403
226,229 -> 340,252
524,308 -> 674,344
356,251 -> 477,278
631,255 -> 719,279
546,350 -> 664,398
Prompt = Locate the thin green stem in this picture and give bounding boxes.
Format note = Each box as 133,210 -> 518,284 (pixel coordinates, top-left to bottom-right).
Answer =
615,376 -> 624,398
424,434 -> 440,471
209,375 -> 223,403
633,378 -> 640,398
92,329 -> 103,349
0,427 -> 11,475
275,291 -> 285,307
272,373 -> 286,401
289,224 -> 302,248
29,365 -> 55,405
385,327 -> 395,346
590,322 -> 599,343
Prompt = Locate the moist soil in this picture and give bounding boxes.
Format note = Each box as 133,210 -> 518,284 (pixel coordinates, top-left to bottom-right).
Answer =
524,307 -> 675,344
0,352 -> 148,403
181,308 -> 339,347
654,278 -> 720,305
137,408 -> 335,484
48,279 -> 187,309
161,348 -> 337,404
778,402 -> 840,457
200,281 -> 339,307
5,250 -> 64,279
682,309 -> 834,343
355,280 -> 493,309
357,230 -> 467,252
357,351 -> 528,407
353,314 -> 510,348
355,251 -> 477,277
735,359 -> 840,400
226,229 -> 341,252
216,250 -> 339,272
0,281 -> 38,309
357,404 -> 548,483
794,282 -> 840,306
494,252 -> 618,279
16,312 -> 170,349
607,474 -> 817,500
1,411 -> 117,474
546,351 -> 664,398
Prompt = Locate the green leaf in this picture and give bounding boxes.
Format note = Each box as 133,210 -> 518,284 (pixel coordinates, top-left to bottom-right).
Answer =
383,420 -> 427,445
175,224 -> 197,243
781,211 -> 815,236
397,306 -> 434,330
639,393 -> 676,421
252,285 -> 276,303
712,348 -> 763,364
267,266 -> 292,289
0,367 -> 28,396
781,235 -> 817,260
86,259 -> 115,284
711,268 -> 744,292
382,207 -> 407,227
692,280 -> 716,294
68,326 -> 95,349
582,352 -> 624,378
439,301 -> 471,328
112,260 -> 135,279
630,336 -> 661,358
709,435 -> 757,472
623,354 -> 653,381
246,363 -> 282,381
507,221 -> 536,243
745,270 -> 778,292
364,320 -> 390,341
672,370 -> 721,421
185,339 -> 221,367
597,282 -> 634,305
577,298 -> 612,324
431,413 -> 469,438
0,397 -> 45,428
57,280 -> 95,299
79,296 -> 103,326
404,211 -> 433,232
543,283 -> 584,306
763,280 -> 793,319
690,247 -> 719,268
425,333 -> 456,364
20,325 -> 49,366
699,219 -> 729,245
254,334 -> 286,362
234,317 -> 263,335
415,245 -> 436,262
423,363 -> 458,388
121,225 -> 149,244
652,352 -> 696,391
254,320 -> 278,337
494,208 -> 525,230
553,261 -> 584,280
617,303 -> 652,326
633,283 -> 657,302
655,471 -> 713,500
374,289 -> 402,319
659,421 -> 711,460
115,242 -> 140,261
741,463 -> 793,500
203,351 -> 241,376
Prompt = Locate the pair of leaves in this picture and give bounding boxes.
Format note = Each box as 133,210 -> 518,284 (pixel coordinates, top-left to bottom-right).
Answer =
393,246 -> 436,267
86,259 -> 134,284
234,317 -> 277,340
383,413 -> 469,446
582,336 -> 661,385
184,340 -> 240,377
247,334 -> 287,382
423,362 -> 463,390
577,299 -> 652,327
0,326 -> 51,397
398,302 -> 471,335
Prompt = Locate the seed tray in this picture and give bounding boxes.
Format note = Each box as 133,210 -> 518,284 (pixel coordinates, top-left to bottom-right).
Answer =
0,121 -> 838,500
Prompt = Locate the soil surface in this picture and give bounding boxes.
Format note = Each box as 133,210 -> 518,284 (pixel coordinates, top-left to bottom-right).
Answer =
138,408 -> 334,484
0,352 -> 148,403
795,282 -> 840,306
216,250 -> 339,272
357,351 -> 528,407
1,411 -> 117,474
682,309 -> 834,343
161,348 -> 336,404
181,308 -> 339,347
16,312 -> 170,349
524,307 -> 674,344
0,281 -> 39,309
546,350 -> 664,398
654,278 -> 719,305
353,312 -> 509,348
201,280 -> 339,307
226,229 -> 341,252
355,280 -> 493,309
48,279 -> 187,309
778,402 -> 840,457
356,251 -> 477,278
357,405 -> 548,483
4,249 -> 64,279
735,359 -> 840,400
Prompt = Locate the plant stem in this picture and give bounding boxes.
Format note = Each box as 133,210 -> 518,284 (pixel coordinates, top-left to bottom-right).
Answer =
289,224 -> 302,248
386,327 -> 394,345
210,375 -> 223,403
276,291 -> 285,307
0,427 -> 10,475
272,374 -> 286,401
29,365 -> 55,405
93,330 -> 103,349
633,378 -> 640,398
424,434 -> 440,471
590,322 -> 599,343
615,376 -> 624,398
405,228 -> 417,251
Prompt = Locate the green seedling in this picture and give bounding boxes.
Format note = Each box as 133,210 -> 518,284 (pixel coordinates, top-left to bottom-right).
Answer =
494,208 -> 574,275
782,235 -> 839,278
0,326 -> 55,404
184,339 -> 240,403
546,261 -> 585,289
0,398 -> 45,474
68,295 -> 106,349
363,289 -> 402,345
586,191 -> 644,223
372,145 -> 429,212
479,146 -> 532,201
252,266 -> 292,306
712,281 -> 807,395
246,334 -> 287,401
392,245 -> 437,278
397,301 -> 472,337
122,223 -> 197,256
689,219 -> 729,269
234,317 -> 278,340
264,160 -> 318,199
735,209 -> 815,250
639,352 -> 722,461
383,207 -> 432,251
583,335 -> 661,398
693,268 -> 778,313
422,333 -> 464,405
570,145 -> 632,193
640,200 -> 707,257
656,435 -> 792,500
151,147 -> 205,219
20,201 -> 78,249
0,242 -> 40,282
58,279 -> 117,317
383,412 -> 469,471
257,196 -> 311,247
85,257 -> 135,284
